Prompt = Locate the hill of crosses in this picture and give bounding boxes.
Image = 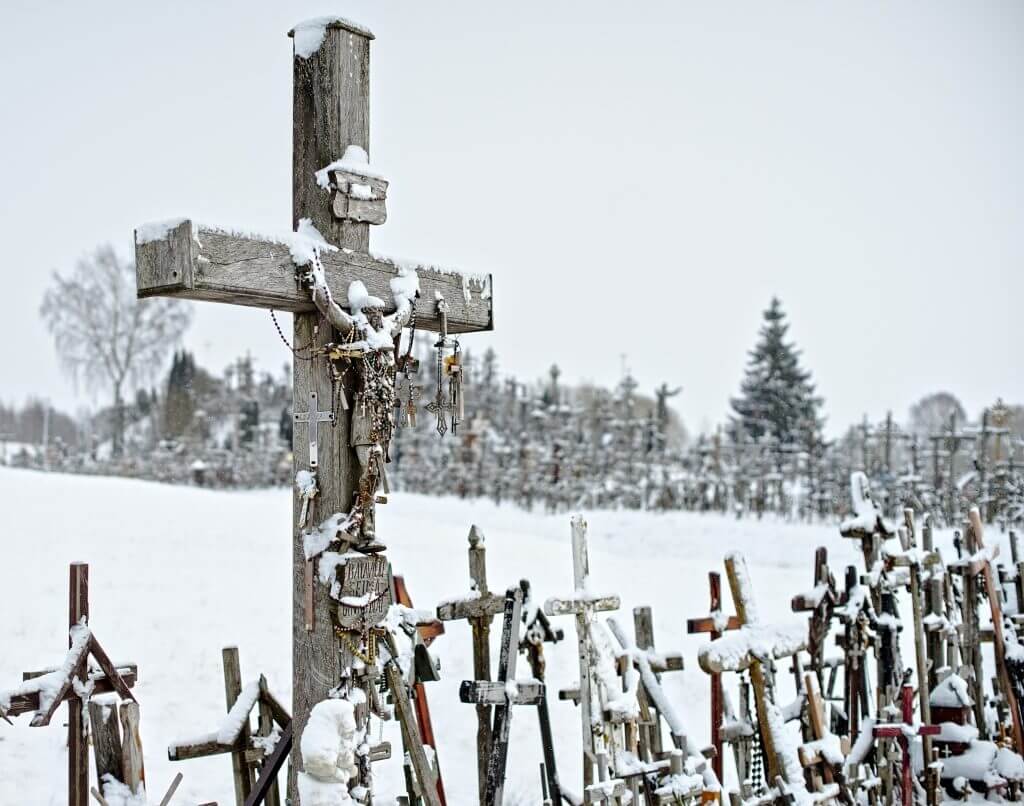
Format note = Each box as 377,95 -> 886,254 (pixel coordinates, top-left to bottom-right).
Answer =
3,15 -> 1024,806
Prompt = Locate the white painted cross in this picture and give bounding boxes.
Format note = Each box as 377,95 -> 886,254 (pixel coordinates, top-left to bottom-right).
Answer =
132,18 -> 493,803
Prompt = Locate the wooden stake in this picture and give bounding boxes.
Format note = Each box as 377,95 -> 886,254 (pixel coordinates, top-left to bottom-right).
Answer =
69,562 -> 89,806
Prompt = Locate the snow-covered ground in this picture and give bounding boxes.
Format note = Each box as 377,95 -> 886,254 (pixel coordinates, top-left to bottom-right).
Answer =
0,467 -> 992,805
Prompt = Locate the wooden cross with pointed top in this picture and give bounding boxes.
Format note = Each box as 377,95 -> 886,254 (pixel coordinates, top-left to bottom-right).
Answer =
544,516 -> 622,790
460,586 -> 544,806
131,19 -> 493,803
687,570 -> 740,786
436,525 -> 507,802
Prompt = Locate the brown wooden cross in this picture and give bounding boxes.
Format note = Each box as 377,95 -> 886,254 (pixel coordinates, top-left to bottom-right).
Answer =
436,525 -> 507,802
790,547 -> 838,678
0,563 -> 137,806
697,552 -> 807,788
132,19 -> 493,803
687,570 -> 740,786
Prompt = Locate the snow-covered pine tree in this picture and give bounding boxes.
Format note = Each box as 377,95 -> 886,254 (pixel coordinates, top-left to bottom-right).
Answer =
730,297 -> 823,448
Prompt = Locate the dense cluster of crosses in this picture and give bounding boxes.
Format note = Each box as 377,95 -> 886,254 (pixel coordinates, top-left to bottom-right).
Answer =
6,14 -> 1024,806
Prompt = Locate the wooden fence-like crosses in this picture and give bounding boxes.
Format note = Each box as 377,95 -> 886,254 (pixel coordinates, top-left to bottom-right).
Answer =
698,552 -> 817,803
543,516 -> 625,797
166,647 -> 291,806
791,548 -> 839,682
0,563 -> 140,806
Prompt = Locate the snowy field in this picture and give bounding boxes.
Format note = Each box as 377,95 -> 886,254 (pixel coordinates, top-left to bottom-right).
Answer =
0,467 -> 989,805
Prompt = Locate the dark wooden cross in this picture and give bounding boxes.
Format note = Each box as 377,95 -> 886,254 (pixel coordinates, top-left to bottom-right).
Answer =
790,547 -> 838,680
687,570 -> 740,785
520,583 -> 566,806
436,525 -> 506,802
0,563 -> 137,806
132,19 -> 493,803
872,682 -> 940,806
834,565 -> 873,740
460,586 -> 544,806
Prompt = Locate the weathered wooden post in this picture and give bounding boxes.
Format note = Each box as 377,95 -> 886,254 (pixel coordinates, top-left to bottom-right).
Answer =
69,562 -> 89,806
133,17 -> 493,804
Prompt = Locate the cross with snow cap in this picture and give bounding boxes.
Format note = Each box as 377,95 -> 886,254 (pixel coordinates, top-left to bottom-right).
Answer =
698,551 -> 807,787
131,17 -> 493,803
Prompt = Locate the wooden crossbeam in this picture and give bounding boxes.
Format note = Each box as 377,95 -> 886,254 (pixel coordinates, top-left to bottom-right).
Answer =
4,667 -> 138,719
134,221 -> 492,334
459,680 -> 544,706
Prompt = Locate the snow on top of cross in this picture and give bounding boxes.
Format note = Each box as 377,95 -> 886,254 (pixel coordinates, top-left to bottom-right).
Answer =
287,218 -> 338,268
216,679 -> 261,744
930,673 -> 973,708
315,145 -> 386,188
698,622 -> 806,674
291,16 -> 374,59
371,250 -> 492,302
135,218 -> 189,245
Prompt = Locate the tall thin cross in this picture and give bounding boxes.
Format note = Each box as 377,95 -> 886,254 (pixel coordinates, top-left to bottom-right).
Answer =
133,18 -> 493,803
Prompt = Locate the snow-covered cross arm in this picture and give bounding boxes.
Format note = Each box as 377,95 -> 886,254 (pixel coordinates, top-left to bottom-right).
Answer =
133,219 -> 493,335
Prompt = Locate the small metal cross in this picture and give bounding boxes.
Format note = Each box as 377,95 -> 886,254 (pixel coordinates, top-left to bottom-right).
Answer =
293,390 -> 335,468
426,391 -> 452,437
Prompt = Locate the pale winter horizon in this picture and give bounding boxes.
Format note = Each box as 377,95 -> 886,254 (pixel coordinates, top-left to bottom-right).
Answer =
1,1 -> 1021,437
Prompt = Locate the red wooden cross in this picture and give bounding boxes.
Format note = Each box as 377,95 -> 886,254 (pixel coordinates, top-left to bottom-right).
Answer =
872,682 -> 940,806
687,571 -> 741,785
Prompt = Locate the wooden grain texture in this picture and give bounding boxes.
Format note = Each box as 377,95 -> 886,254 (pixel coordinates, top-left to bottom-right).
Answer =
222,647 -> 254,805
119,701 -> 146,795
244,722 -> 293,806
88,701 -> 124,787
69,562 -> 89,806
135,225 -> 492,334
289,23 -> 370,804
5,669 -> 138,719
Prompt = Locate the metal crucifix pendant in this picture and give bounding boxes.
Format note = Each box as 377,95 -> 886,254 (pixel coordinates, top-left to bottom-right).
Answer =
293,390 -> 335,468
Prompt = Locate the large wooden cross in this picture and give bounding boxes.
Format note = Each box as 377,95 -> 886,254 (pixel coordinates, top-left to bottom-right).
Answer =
133,18 -> 492,803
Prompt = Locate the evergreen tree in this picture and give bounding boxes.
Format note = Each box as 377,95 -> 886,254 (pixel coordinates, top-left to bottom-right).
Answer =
730,297 -> 823,446
163,350 -> 197,437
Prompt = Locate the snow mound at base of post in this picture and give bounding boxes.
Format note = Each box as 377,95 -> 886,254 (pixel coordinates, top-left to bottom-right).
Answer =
298,698 -> 359,804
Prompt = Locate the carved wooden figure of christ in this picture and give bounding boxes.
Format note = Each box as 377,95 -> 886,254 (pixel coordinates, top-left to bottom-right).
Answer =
132,18 -> 492,803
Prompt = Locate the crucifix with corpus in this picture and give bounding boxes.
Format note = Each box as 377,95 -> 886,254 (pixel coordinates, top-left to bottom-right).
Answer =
133,17 -> 493,803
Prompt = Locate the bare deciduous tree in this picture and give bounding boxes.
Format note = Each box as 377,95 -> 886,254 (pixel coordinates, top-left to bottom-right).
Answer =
40,245 -> 191,457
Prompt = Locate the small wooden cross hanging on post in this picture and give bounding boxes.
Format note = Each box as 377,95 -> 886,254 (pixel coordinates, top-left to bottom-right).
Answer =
687,570 -> 741,787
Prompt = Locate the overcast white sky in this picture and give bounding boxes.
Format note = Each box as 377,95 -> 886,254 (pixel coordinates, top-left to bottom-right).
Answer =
1,1 -> 1020,435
